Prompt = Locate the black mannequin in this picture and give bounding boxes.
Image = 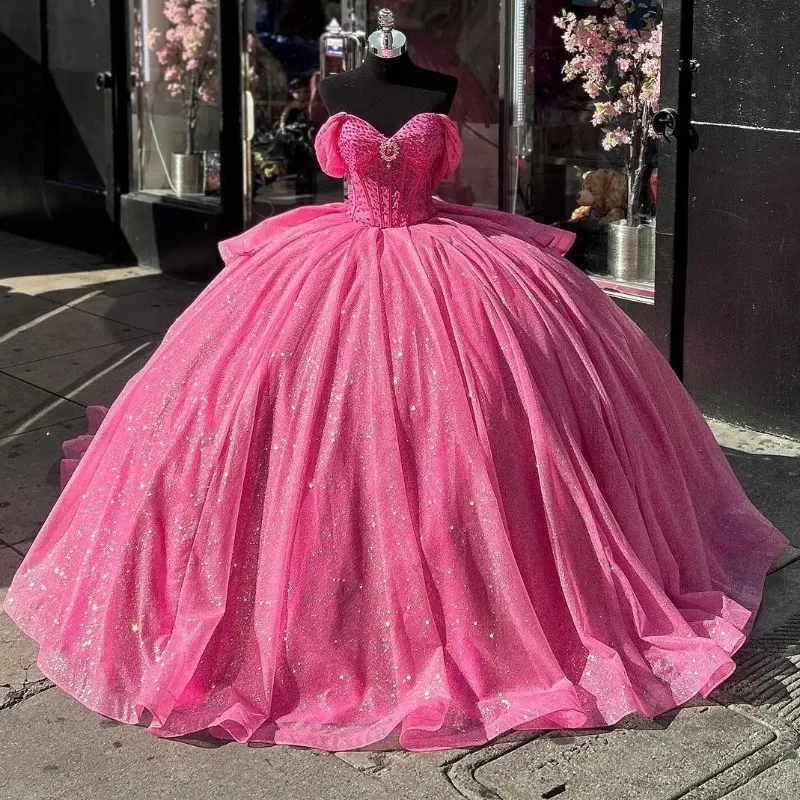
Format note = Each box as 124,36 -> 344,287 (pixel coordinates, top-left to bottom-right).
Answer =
318,50 -> 458,138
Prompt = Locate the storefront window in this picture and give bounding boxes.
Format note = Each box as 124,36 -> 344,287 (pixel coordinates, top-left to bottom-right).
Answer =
515,0 -> 662,301
369,0 -> 500,209
243,0 -> 336,222
242,1 -> 500,224
129,0 -> 222,203
126,0 -> 661,300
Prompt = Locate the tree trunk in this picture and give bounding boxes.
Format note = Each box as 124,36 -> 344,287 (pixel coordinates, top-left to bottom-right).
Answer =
626,125 -> 641,227
186,113 -> 196,155
626,104 -> 650,226
186,71 -> 198,155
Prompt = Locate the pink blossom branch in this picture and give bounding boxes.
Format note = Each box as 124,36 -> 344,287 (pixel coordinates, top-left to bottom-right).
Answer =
555,1 -> 662,222
148,1 -> 218,153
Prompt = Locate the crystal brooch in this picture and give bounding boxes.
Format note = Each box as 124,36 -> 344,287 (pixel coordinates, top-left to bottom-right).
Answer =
380,138 -> 399,163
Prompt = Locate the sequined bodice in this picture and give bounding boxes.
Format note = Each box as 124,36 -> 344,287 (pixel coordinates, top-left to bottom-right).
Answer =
314,112 -> 463,228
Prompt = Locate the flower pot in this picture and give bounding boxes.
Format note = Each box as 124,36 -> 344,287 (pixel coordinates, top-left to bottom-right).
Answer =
171,152 -> 204,196
606,219 -> 656,283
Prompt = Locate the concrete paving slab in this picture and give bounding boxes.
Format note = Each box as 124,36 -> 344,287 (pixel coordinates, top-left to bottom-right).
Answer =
709,419 -> 800,549
0,690 -> 397,800
334,748 -> 468,799
0,231 -> 106,276
717,607 -> 800,733
63,285 -> 204,334
0,547 -> 45,709
35,272 -> 181,302
4,336 -> 158,408
706,564 -> 800,734
722,755 -> 800,799
769,547 -> 800,575
0,290 -> 63,332
709,420 -> 800,458
0,304 -> 150,369
1,266 -> 166,298
0,545 -> 22,594
0,372 -> 85,438
753,561 -> 800,638
0,420 -> 75,545
469,705 -> 795,800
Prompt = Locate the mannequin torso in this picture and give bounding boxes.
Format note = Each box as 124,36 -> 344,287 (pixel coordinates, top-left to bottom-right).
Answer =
318,51 -> 458,137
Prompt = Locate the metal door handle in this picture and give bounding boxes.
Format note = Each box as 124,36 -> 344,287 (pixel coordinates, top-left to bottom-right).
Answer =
652,108 -> 679,142
95,72 -> 113,91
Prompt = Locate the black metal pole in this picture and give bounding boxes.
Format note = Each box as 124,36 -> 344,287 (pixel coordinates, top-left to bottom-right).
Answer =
668,0 -> 696,380
498,0 -> 511,212
219,1 -> 244,237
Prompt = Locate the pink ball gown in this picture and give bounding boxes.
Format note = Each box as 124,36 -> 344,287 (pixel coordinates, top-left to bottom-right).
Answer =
4,112 -> 788,751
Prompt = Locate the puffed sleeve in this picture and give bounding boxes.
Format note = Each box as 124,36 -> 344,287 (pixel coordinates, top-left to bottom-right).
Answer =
314,112 -> 348,178
433,115 -> 464,184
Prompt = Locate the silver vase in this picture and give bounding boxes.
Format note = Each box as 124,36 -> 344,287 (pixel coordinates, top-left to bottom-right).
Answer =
606,219 -> 656,283
171,152 -> 204,196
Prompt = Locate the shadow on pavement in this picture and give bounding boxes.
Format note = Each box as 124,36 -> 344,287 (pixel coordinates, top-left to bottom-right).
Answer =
721,447 -> 800,550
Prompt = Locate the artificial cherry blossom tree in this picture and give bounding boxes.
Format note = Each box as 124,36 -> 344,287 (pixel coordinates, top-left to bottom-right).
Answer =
555,1 -> 662,225
148,1 -> 218,155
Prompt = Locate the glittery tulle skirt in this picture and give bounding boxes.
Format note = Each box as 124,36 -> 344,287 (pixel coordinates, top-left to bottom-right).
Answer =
4,199 -> 788,751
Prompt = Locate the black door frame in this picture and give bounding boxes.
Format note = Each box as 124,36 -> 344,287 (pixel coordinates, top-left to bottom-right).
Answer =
662,0 -> 695,380
219,0 -> 245,237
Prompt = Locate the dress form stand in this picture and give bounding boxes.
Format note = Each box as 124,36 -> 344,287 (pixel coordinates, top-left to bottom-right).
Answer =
318,8 -> 458,137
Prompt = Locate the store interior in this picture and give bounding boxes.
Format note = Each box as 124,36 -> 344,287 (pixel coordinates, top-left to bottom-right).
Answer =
128,0 -> 661,301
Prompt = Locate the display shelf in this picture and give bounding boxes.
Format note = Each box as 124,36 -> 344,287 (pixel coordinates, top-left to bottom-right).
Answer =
589,273 -> 656,304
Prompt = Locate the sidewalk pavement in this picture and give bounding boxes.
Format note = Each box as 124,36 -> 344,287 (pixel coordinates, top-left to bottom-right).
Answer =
1,230 -> 799,800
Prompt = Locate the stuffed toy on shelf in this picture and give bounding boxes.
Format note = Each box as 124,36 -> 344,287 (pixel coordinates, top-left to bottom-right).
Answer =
570,169 -> 627,225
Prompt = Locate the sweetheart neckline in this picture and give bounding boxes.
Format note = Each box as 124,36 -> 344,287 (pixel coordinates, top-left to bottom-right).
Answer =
330,111 -> 454,141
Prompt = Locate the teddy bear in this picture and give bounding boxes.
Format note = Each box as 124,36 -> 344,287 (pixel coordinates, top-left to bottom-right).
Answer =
570,169 -> 627,225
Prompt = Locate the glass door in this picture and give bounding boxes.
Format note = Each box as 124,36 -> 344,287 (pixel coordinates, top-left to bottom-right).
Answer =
233,1 -> 679,357
40,0 -> 122,253
236,0 -> 670,334
128,0 -> 224,206
241,0 -> 345,224
240,0 -> 503,224
506,0 -> 664,306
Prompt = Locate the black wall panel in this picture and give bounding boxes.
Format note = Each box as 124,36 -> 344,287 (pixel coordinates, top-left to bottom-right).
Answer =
0,5 -> 46,236
683,0 -> 800,437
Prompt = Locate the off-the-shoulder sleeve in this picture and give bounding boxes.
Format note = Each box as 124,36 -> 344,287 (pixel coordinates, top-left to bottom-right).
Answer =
433,115 -> 464,184
314,112 -> 348,178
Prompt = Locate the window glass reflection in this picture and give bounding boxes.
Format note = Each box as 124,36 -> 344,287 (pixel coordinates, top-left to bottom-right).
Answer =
130,0 -> 222,202
517,0 -> 662,299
